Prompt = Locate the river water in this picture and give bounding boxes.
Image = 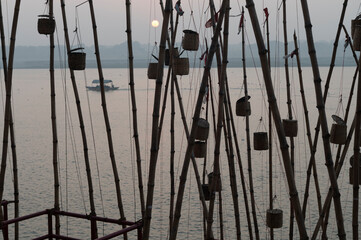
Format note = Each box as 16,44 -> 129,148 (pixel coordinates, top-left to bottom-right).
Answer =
1,66 -> 358,239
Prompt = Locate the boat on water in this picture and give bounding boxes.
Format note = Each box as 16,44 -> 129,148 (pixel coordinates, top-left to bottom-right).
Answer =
86,79 -> 119,91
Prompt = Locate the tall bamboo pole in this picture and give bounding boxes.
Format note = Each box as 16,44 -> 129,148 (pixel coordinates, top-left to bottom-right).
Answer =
241,8 -> 259,239
0,0 -> 18,238
223,91 -> 241,240
302,0 -> 348,217
0,0 -> 22,222
143,0 -> 171,238
245,0 -> 308,238
59,1 -> 98,236
125,0 -> 145,218
169,2 -> 227,239
299,0 -> 346,238
48,0 -> 60,235
282,2 -> 296,238
293,33 -> 323,220
206,2 -> 229,239
264,10 -> 274,240
352,42 -> 361,240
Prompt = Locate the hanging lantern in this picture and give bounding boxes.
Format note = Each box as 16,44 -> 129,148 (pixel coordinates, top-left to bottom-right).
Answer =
147,63 -> 158,79
193,141 -> 207,158
196,118 -> 210,141
182,30 -> 199,51
165,48 -> 179,66
208,172 -> 221,192
282,119 -> 298,137
266,209 -> 283,228
236,96 -> 251,117
330,115 -> 347,145
37,15 -> 55,35
253,132 -> 269,151
351,16 -> 361,51
173,57 -> 189,75
349,167 -> 361,185
202,184 -> 211,201
68,48 -> 86,71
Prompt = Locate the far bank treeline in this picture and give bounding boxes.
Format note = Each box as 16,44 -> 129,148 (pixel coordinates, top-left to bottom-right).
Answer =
12,40 -> 354,69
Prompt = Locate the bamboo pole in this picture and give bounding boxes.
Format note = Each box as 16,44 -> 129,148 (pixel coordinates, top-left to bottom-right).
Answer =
302,0 -> 348,217
299,0 -> 346,238
206,1 -> 229,239
223,91 -> 241,240
59,1 -> 98,235
0,0 -> 21,222
88,1 -> 128,239
143,0 -> 171,238
169,2 -> 227,239
48,0 -> 60,235
0,0 -> 18,238
125,0 -> 145,218
241,8 -> 259,239
264,10 -> 274,240
282,2 -> 296,238
169,62 -> 175,234
245,0 -> 308,238
351,41 -> 361,240
293,32 -> 323,220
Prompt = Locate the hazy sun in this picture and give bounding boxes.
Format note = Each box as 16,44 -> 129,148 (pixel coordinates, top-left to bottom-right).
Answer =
151,20 -> 159,28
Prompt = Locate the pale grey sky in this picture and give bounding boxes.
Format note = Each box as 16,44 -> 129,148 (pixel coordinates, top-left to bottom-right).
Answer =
6,0 -> 361,47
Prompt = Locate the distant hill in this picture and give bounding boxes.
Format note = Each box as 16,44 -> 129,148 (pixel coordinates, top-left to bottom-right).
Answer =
11,40 -> 356,69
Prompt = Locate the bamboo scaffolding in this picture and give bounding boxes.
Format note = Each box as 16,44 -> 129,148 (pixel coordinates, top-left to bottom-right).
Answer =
293,33 -> 323,221
244,0 -> 308,238
143,0 -> 171,238
282,1 -> 295,238
223,88 -> 241,240
0,0 -> 22,223
59,1 -> 98,235
299,0 -> 346,238
302,0 -> 348,218
48,0 -> 60,235
125,0 -> 145,218
265,10 -> 274,240
87,1 -> 127,239
0,0 -> 18,238
169,2 -> 227,239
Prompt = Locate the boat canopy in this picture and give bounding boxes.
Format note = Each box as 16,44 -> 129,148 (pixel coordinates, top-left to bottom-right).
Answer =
92,79 -> 113,84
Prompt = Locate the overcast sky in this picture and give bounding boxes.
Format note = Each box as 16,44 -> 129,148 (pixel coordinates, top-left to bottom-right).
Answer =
6,0 -> 361,47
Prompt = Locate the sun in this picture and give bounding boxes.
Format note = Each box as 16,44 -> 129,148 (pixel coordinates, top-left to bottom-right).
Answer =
151,20 -> 159,28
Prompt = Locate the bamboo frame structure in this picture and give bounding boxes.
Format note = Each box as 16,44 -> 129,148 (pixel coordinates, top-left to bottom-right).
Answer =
48,0 -> 60,235
125,0 -> 145,218
302,0 -> 349,219
169,2 -> 227,239
59,1 -> 98,236
299,0 -> 346,238
245,0 -> 308,238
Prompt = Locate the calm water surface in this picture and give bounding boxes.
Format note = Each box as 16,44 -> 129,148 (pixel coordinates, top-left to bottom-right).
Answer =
1,66 -> 358,239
